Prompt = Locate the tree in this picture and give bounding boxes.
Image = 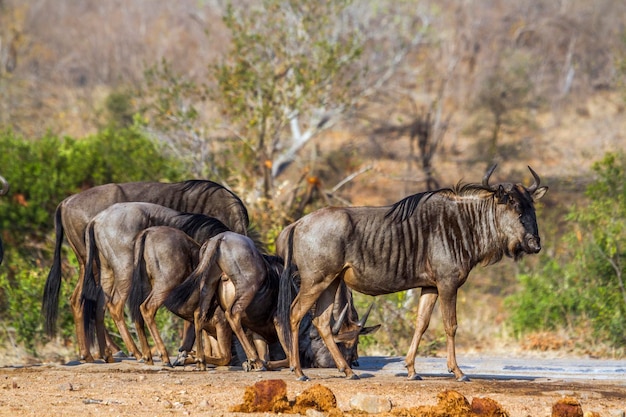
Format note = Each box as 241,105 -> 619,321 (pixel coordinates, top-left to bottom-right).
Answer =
211,1 -> 365,202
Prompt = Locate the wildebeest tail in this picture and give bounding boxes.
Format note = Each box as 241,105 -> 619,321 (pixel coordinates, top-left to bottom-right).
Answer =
277,226 -> 296,353
163,239 -> 221,314
128,230 -> 150,323
81,221 -> 100,341
42,204 -> 65,336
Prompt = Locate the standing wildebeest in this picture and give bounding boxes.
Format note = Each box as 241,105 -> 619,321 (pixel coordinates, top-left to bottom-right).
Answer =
42,179 -> 249,362
164,231 -> 378,371
128,226 -> 233,367
81,202 -> 230,363
277,165 -> 548,381
0,175 -> 9,266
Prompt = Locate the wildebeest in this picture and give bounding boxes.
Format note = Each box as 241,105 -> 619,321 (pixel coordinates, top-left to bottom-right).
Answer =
0,174 -> 8,266
164,231 -> 378,371
164,231 -> 287,371
277,165 -> 548,381
42,179 -> 249,362
127,226 -> 233,367
81,202 -> 230,362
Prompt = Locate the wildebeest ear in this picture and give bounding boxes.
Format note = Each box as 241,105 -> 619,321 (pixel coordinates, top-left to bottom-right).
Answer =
332,329 -> 361,343
360,324 -> 381,335
495,185 -> 509,204
532,185 -> 548,201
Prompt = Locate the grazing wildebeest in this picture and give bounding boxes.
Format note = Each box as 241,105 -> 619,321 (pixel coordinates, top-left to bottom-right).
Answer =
81,202 -> 230,362
277,165 -> 548,381
127,226 -> 233,367
42,179 -> 249,362
0,174 -> 8,266
165,231 -> 379,371
164,231 -> 286,371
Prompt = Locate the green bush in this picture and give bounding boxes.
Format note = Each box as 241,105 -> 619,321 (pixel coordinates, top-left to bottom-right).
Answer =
0,127 -> 184,238
0,126 -> 187,354
0,251 -> 74,352
507,152 -> 626,350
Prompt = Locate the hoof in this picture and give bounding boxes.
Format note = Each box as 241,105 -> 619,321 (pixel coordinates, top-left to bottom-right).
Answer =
242,361 -> 252,372
173,352 -> 188,367
112,350 -> 127,358
457,375 -> 470,382
297,375 -> 310,382
346,373 -> 360,380
407,374 -> 423,381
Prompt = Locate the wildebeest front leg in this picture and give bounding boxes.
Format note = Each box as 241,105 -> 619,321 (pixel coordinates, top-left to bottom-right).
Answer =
439,286 -> 468,382
405,287 -> 438,380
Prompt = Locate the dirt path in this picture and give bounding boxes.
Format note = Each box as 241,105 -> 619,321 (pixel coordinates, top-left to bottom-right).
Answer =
1,358 -> 624,416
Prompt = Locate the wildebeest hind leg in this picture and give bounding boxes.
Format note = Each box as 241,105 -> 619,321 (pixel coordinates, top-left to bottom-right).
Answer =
140,296 -> 170,366
173,321 -> 195,366
288,291 -> 321,380
70,274 -> 94,362
225,310 -> 265,370
94,293 -> 113,363
405,287 -> 438,380
107,297 -> 142,360
313,282 -> 357,379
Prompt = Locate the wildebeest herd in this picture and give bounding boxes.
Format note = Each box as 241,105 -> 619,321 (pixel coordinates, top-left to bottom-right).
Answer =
35,165 -> 547,381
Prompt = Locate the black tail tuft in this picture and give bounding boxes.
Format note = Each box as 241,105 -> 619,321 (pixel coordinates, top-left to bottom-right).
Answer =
81,222 -> 101,342
277,226 -> 296,353
164,271 -> 202,313
128,231 -> 149,322
42,205 -> 65,336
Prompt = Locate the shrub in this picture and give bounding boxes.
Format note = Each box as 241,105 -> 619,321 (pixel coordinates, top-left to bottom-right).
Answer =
0,126 -> 187,354
507,152 -> 626,351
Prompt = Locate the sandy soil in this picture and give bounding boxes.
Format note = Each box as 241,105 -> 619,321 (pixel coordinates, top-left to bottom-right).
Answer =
0,358 -> 624,417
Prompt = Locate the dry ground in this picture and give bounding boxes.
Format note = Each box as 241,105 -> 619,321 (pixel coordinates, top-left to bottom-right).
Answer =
0,358 -> 624,417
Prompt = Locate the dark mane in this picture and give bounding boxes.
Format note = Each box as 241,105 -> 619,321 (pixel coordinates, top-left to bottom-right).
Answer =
175,213 -> 230,240
179,179 -> 229,194
263,255 -> 284,287
385,182 -> 495,223
178,180 -> 250,232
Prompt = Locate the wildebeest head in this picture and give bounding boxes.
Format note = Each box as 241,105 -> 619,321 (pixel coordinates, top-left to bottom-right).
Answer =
483,165 -> 548,260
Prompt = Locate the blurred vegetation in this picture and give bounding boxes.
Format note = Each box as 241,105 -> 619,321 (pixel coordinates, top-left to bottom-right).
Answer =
0,0 -> 626,360
507,152 -> 626,354
0,126 -> 186,353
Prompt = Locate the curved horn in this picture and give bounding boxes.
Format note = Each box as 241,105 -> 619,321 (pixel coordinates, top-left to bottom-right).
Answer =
527,166 -> 541,193
0,175 -> 8,196
332,303 -> 350,335
482,164 -> 497,189
357,303 -> 374,328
